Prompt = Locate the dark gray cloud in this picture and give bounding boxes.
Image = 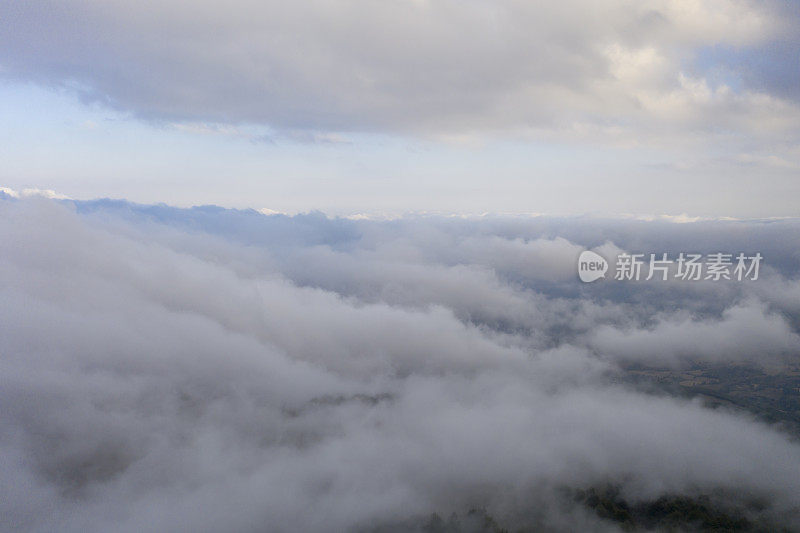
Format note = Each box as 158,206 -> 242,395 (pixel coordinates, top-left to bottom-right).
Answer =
1,196 -> 800,531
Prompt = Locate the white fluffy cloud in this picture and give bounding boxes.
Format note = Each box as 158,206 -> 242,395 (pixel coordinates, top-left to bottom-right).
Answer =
2,196 -> 800,531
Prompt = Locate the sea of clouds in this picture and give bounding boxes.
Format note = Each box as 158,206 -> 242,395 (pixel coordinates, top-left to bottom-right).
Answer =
1,194 -> 800,532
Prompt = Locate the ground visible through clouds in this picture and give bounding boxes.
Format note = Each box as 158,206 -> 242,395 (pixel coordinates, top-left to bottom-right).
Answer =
1,194 -> 800,532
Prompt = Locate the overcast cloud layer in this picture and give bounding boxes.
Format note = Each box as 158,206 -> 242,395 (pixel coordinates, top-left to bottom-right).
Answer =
1,194 -> 800,531
3,0 -> 800,145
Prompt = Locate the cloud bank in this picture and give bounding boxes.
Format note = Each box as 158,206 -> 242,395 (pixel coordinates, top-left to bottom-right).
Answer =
2,0 -> 799,146
1,195 -> 799,531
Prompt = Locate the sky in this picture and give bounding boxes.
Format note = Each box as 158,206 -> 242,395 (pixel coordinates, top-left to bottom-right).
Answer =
1,0 -> 799,216
3,3 -> 800,529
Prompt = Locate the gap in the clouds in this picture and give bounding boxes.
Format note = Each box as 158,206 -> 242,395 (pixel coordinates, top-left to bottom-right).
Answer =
8,82 -> 798,218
